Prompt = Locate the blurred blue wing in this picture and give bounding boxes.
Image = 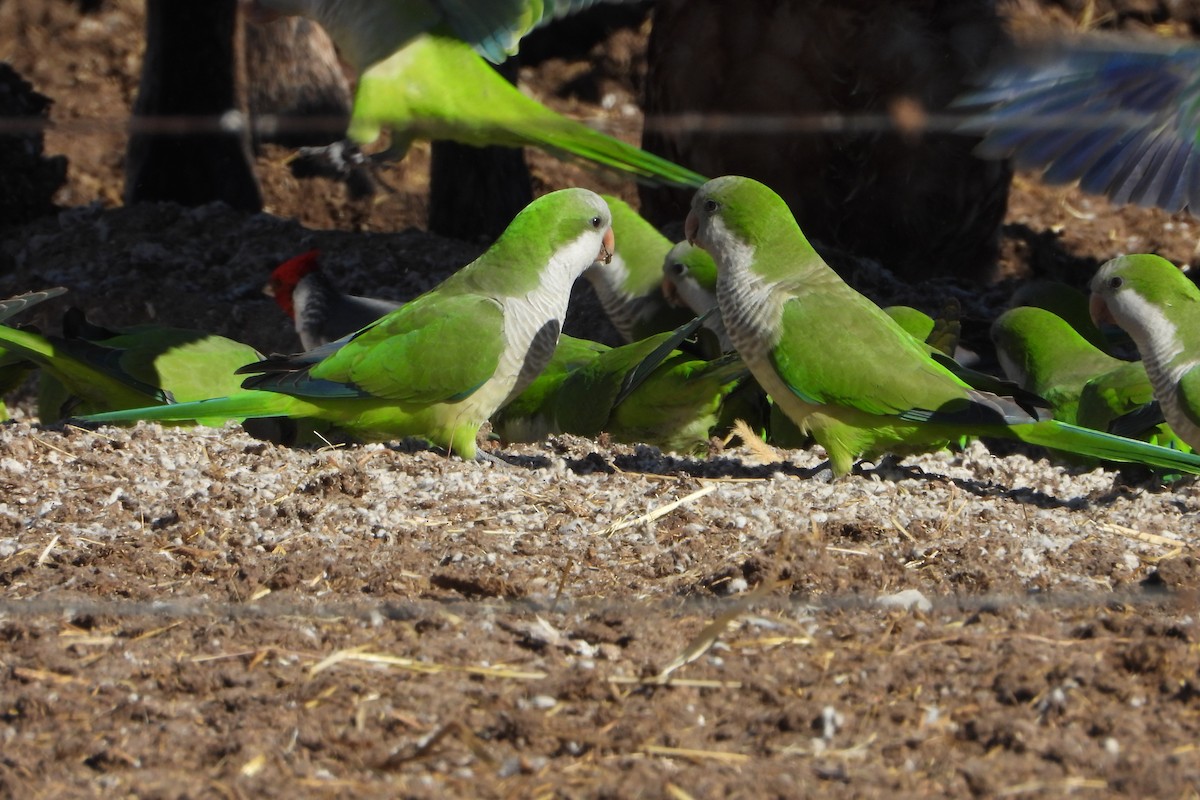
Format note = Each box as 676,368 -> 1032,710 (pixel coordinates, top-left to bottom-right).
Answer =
958,38 -> 1200,213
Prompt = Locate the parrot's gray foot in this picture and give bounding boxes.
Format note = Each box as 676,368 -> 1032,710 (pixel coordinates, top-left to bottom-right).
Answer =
474,449 -> 554,471
289,140 -> 381,199
474,449 -> 531,470
856,455 -> 926,482
473,449 -> 508,467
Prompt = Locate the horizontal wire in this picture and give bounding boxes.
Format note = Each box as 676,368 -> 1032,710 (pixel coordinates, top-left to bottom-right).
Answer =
0,585 -> 1182,624
0,109 -> 1150,138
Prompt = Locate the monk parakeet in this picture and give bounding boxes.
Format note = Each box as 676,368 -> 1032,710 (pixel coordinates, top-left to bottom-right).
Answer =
989,305 -> 1133,426
267,249 -> 403,349
661,240 -> 733,355
958,37 -> 1200,213
685,175 -> 1200,477
581,196 -> 695,343
82,188 -> 616,459
1088,253 -> 1200,451
991,302 -> 1185,448
0,304 -> 266,425
657,250 -> 993,451
250,0 -> 706,188
659,243 -> 966,362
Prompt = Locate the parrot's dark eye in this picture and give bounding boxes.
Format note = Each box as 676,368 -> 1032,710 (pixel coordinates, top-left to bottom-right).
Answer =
667,263 -> 684,277
1107,276 -> 1124,290
590,216 -> 602,229
704,199 -> 718,213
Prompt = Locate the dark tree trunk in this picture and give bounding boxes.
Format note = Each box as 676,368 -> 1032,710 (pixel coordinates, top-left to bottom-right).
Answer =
639,0 -> 1013,282
125,0 -> 262,211
427,60 -> 532,242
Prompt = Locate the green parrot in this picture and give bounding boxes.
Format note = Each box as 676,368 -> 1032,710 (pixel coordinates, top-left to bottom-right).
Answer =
582,195 -> 696,343
0,287 -> 68,421
660,240 -> 733,354
0,301 -> 265,425
494,321 -> 751,455
990,305 -> 1134,426
990,303 -> 1185,450
1088,253 -> 1200,452
82,188 -> 616,459
250,0 -> 706,188
660,242 -> 965,361
684,175 -> 1200,477
657,247 -> 985,450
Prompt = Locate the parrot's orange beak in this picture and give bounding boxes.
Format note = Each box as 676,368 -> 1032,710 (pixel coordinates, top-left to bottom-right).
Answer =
1089,291 -> 1116,327
684,211 -> 699,245
597,228 -> 615,265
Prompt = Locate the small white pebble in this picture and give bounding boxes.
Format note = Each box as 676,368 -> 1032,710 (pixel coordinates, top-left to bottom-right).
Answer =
877,589 -> 932,613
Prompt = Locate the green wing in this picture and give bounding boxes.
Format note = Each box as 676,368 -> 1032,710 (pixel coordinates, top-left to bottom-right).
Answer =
495,334 -> 608,432
768,291 -> 974,419
93,327 -> 263,402
307,293 -> 505,404
1076,361 -> 1155,430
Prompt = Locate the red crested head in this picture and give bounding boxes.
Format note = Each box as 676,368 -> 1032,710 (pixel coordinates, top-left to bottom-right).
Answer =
266,249 -> 321,318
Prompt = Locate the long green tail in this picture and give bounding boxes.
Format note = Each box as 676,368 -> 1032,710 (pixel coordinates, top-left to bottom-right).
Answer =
1012,419 -> 1200,474
80,390 -> 297,426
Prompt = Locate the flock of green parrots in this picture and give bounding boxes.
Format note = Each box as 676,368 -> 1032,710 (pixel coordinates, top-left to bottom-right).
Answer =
7,2 -> 1200,479
5,176 -> 1200,481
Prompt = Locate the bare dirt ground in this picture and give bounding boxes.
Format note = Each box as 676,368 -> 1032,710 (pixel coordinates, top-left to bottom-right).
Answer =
1,1 -> 1199,797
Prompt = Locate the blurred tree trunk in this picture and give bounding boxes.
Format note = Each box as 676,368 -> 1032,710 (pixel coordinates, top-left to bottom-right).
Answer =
639,0 -> 1012,282
125,0 -> 262,211
428,60 -> 533,242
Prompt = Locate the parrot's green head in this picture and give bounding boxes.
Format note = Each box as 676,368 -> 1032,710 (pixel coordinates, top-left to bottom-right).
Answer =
512,188 -> 614,267
991,306 -> 1076,352
663,241 -> 717,292
990,305 -> 1087,386
684,176 -> 817,282
1089,254 -> 1200,337
661,241 -> 718,312
457,188 -> 614,297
